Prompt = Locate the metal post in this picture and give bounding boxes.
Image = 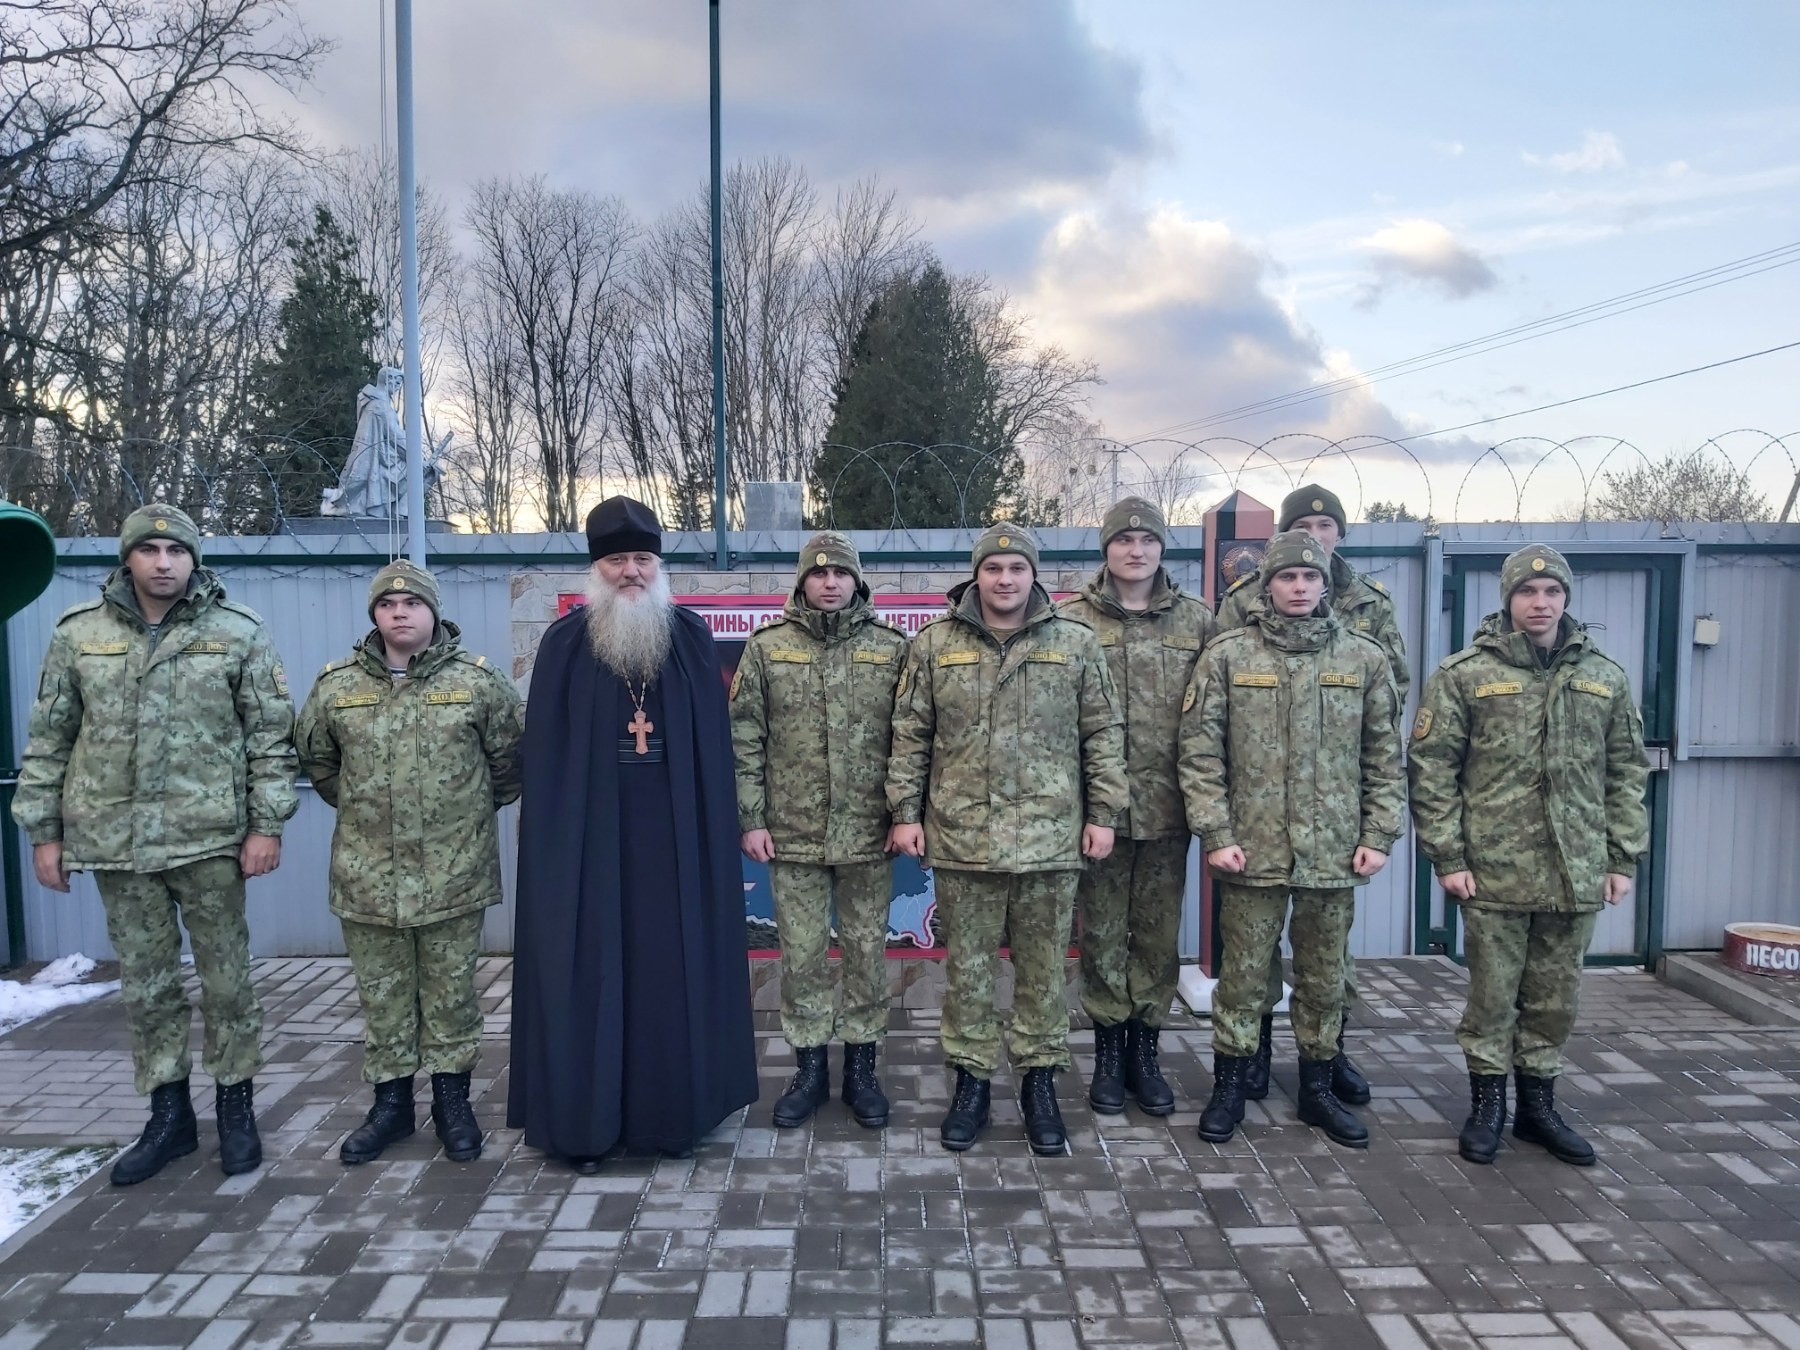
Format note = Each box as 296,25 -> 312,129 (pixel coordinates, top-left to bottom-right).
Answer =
708,0 -> 730,570
395,0 -> 427,565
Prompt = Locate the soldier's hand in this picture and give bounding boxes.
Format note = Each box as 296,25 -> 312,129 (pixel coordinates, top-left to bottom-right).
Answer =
1603,872 -> 1633,906
1206,846 -> 1246,874
1081,825 -> 1115,861
33,842 -> 70,893
1440,870 -> 1477,900
240,833 -> 282,878
1352,847 -> 1389,878
741,829 -> 776,863
889,824 -> 925,857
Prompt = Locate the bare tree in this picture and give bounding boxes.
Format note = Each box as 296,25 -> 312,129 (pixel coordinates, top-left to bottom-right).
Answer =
814,178 -> 924,396
440,260 -> 526,533
959,276 -> 1101,446
1590,447 -> 1772,523
463,176 -> 633,531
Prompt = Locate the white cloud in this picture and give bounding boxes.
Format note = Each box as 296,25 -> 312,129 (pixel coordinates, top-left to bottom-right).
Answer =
1356,219 -> 1499,304
1524,130 -> 1626,174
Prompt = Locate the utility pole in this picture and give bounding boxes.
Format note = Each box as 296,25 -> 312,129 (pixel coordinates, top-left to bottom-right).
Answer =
708,0 -> 730,570
395,0 -> 426,565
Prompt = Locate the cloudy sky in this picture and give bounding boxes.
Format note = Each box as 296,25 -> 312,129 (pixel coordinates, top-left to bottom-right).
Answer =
277,1 -> 1800,516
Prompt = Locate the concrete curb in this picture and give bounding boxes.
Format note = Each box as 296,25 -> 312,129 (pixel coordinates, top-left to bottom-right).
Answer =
1657,952 -> 1800,1028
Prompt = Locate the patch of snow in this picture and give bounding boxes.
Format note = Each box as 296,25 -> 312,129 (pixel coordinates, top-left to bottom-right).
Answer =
0,1146 -> 115,1245
0,954 -> 119,1037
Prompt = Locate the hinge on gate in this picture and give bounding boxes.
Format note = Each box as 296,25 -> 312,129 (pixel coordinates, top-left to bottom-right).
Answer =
1645,746 -> 1671,772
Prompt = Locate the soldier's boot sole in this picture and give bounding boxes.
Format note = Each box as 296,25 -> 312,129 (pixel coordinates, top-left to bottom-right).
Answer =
110,1122 -> 199,1187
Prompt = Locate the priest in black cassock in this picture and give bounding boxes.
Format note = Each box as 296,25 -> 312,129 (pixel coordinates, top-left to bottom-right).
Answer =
509,496 -> 757,1171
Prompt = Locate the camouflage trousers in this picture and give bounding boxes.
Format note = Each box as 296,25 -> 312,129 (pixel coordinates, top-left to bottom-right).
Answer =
94,855 -> 263,1096
1213,883 -> 1354,1062
1255,925 -> 1359,1023
937,869 -> 1079,1077
769,858 -> 892,1048
1078,837 -> 1189,1029
1458,906 -> 1599,1077
340,910 -> 485,1083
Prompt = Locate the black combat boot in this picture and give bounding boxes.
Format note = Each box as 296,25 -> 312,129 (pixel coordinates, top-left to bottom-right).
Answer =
215,1079 -> 263,1176
430,1072 -> 483,1161
1458,1073 -> 1507,1165
1020,1067 -> 1068,1156
841,1043 -> 889,1129
1196,1054 -> 1251,1143
340,1076 -> 417,1164
1296,1058 -> 1369,1149
772,1046 -> 831,1128
1242,1015 -> 1274,1101
1088,1022 -> 1127,1115
111,1079 -> 199,1186
939,1068 -> 990,1151
1123,1019 -> 1175,1116
1331,1023 -> 1372,1105
1512,1072 -> 1595,1166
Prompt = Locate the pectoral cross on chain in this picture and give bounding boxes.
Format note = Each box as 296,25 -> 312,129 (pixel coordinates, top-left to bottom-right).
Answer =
627,707 -> 654,755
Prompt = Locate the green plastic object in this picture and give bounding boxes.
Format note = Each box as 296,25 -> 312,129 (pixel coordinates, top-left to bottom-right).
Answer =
0,500 -> 56,622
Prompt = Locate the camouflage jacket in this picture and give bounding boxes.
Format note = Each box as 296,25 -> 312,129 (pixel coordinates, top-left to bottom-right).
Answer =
1217,550 -> 1409,699
297,623 -> 523,928
886,580 -> 1127,874
730,589 -> 908,864
1056,568 -> 1217,839
12,568 -> 297,872
1178,609 -> 1404,889
1407,613 -> 1649,914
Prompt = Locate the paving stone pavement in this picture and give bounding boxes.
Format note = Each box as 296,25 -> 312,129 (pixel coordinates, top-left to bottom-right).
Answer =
2,955 -> 1799,1349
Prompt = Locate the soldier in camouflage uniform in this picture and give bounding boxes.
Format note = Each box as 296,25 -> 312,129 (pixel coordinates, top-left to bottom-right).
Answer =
297,561 -> 523,1164
731,533 -> 908,1130
888,524 -> 1127,1155
1409,544 -> 1648,1167
1216,483 -> 1407,1107
1179,530 -> 1404,1150
1057,497 -> 1215,1117
13,504 -> 296,1185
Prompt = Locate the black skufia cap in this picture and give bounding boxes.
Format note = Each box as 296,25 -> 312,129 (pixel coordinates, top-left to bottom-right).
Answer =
585,496 -> 663,561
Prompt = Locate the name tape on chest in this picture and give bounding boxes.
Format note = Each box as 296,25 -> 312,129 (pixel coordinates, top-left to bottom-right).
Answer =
1318,672 -> 1361,688
1162,635 -> 1201,651
937,650 -> 981,667
182,640 -> 229,654
78,640 -> 130,655
1475,680 -> 1524,698
768,648 -> 812,664
1569,679 -> 1613,697
1232,672 -> 1279,687
333,693 -> 381,709
1025,649 -> 1068,664
852,649 -> 893,664
426,689 -> 473,705
1098,633 -> 1118,647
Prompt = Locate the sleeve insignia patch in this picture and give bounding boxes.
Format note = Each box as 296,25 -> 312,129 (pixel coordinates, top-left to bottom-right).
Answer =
1182,683 -> 1197,712
426,689 -> 473,705
273,665 -> 289,696
333,693 -> 380,709
1233,672 -> 1279,687
728,667 -> 743,700
896,663 -> 911,700
1475,681 -> 1524,698
1319,672 -> 1361,687
1413,708 -> 1433,738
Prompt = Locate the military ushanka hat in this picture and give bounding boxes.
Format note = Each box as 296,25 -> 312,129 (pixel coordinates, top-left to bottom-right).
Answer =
1101,496 -> 1169,550
368,558 -> 441,622
1501,544 -> 1574,605
119,503 -> 202,563
1259,529 -> 1330,588
796,530 -> 863,589
971,522 -> 1039,574
1278,483 -> 1347,536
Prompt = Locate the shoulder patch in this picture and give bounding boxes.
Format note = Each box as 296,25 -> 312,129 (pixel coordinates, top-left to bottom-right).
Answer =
1182,683 -> 1197,712
1412,707 -> 1433,739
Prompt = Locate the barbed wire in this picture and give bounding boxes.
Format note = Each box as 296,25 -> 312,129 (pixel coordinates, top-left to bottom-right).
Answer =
4,430 -> 1795,538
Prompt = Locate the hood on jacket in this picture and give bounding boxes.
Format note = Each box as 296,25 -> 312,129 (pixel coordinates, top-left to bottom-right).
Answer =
1076,565 -> 1181,618
945,576 -> 1057,638
354,617 -> 464,680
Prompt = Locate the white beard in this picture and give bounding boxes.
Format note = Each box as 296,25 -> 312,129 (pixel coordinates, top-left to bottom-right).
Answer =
584,566 -> 674,682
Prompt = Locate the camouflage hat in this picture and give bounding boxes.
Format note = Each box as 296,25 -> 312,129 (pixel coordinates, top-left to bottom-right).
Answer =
368,559 -> 441,621
1500,544 -> 1574,605
797,530 -> 863,588
119,503 -> 201,563
1260,529 -> 1330,586
971,521 -> 1039,574
1279,483 -> 1347,535
1101,496 -> 1168,550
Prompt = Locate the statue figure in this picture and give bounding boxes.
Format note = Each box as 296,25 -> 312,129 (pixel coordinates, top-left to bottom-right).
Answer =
321,365 -> 446,517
